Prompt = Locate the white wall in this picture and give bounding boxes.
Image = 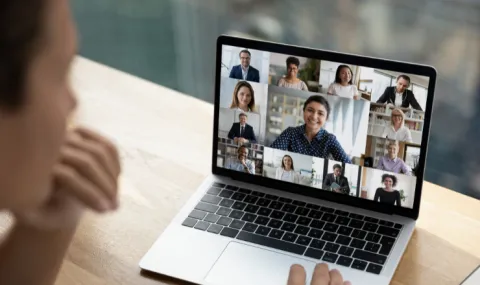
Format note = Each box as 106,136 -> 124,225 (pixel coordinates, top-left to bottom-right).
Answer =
221,45 -> 270,85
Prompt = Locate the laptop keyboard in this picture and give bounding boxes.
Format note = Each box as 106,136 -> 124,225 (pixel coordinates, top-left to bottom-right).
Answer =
182,183 -> 403,275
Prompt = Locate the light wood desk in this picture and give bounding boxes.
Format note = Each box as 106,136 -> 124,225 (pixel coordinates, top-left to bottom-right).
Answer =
1,57 -> 479,285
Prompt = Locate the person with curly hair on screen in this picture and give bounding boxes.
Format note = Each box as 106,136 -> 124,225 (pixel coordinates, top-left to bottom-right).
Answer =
374,174 -> 402,206
277,56 -> 309,91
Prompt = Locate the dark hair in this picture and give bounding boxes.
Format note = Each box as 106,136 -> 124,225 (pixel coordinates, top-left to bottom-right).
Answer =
334,65 -> 354,85
239,49 -> 251,57
230,81 -> 255,111
333,164 -> 342,171
381,174 -> 398,187
0,1 -> 46,111
281,155 -> 295,170
239,113 -> 247,118
303,95 -> 331,119
286,56 -> 300,68
397,75 -> 411,85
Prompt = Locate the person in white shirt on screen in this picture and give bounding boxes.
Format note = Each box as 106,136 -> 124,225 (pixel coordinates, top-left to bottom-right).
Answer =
376,74 -> 423,111
275,155 -> 300,183
381,108 -> 413,143
225,145 -> 255,174
229,81 -> 256,113
327,65 -> 359,100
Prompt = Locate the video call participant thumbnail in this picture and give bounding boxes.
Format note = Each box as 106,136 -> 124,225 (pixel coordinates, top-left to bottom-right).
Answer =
229,49 -> 260,83
323,164 -> 350,194
229,81 -> 256,113
227,113 -> 257,144
275,155 -> 300,184
225,145 -> 255,174
376,74 -> 423,111
382,108 -> 413,143
374,174 -> 402,206
277,56 -> 309,91
327,65 -> 359,100
377,140 -> 412,175
271,95 -> 352,163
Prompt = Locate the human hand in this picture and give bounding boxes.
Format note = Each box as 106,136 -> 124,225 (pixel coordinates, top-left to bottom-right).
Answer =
233,137 -> 238,143
288,263 -> 351,285
14,127 -> 121,230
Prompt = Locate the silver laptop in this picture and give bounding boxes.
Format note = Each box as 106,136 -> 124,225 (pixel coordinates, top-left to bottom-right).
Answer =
140,35 -> 436,285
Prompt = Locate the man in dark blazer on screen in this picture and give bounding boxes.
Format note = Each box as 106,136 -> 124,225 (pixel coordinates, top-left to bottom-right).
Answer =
323,164 -> 350,194
229,49 -> 260,83
228,113 -> 257,144
376,74 -> 423,111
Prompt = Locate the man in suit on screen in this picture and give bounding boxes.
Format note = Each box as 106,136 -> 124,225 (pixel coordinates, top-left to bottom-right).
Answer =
228,113 -> 257,144
229,49 -> 260,82
323,164 -> 350,194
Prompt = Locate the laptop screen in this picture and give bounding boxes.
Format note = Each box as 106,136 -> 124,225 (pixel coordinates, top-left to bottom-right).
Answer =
216,44 -> 430,210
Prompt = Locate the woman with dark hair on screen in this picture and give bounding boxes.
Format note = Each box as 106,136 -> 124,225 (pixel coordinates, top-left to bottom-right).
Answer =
327,65 -> 359,100
277,56 -> 309,91
374,174 -> 402,206
271,95 -> 351,163
275,155 -> 300,183
229,80 -> 256,112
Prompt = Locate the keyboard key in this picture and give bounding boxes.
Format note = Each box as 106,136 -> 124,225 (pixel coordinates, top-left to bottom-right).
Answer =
297,217 -> 312,226
254,216 -> 269,225
256,198 -> 270,206
378,220 -> 394,227
281,222 -> 296,232
230,220 -> 246,229
207,224 -> 223,234
337,256 -> 353,267
304,248 -> 324,259
269,201 -> 284,210
308,229 -> 323,239
244,195 -> 258,204
282,204 -> 296,213
202,194 -> 222,205
292,200 -> 307,207
306,203 -> 320,210
322,252 -> 338,263
324,223 -> 339,233
258,207 -> 272,216
270,210 -> 285,220
244,204 -> 259,214
296,236 -> 312,246
212,182 -> 225,188
243,223 -> 258,233
335,210 -> 349,217
310,239 -> 326,250
338,226 -> 353,236
267,219 -> 283,229
379,236 -> 395,255
216,207 -> 232,216
366,263 -> 383,274
322,232 -> 338,242
279,197 -> 293,203
362,222 -> 379,233
338,246 -> 354,257
377,226 -> 400,238
294,226 -> 309,235
310,220 -> 325,229
182,217 -> 197,227
349,219 -> 364,229
336,235 -> 352,246
365,242 -> 381,253
189,209 -> 207,220
220,227 -> 239,238
204,213 -> 220,223
364,217 -> 379,223
194,221 -> 210,231
195,202 -> 219,213
283,213 -> 298,223
335,216 -> 351,226
237,231 -> 307,255
321,213 -> 337,223
232,202 -> 247,211
251,191 -> 265,197
351,229 -> 367,240
231,193 -> 246,201
217,217 -> 233,226
295,207 -> 310,216
219,190 -> 234,198
321,206 -> 335,213
366,233 -> 381,243
269,229 -> 285,239
238,188 -> 252,194
241,213 -> 257,222
351,239 -> 366,249
308,210 -> 322,219
219,199 -> 234,208
229,210 -> 244,219
351,259 -> 367,271
324,242 -> 340,253
225,185 -> 239,191
207,187 -> 222,195
394,223 -> 403,229
255,226 -> 271,236
353,249 -> 387,265
265,194 -> 279,200
349,213 -> 364,220
282,232 -> 298,243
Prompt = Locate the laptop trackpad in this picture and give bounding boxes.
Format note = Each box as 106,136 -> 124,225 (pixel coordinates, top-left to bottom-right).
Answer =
204,242 -> 316,285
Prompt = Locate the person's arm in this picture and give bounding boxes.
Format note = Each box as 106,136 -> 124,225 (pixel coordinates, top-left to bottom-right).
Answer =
246,161 -> 255,174
377,157 -> 385,170
328,136 -> 352,163
253,68 -> 260,83
327,83 -> 335,95
322,175 -> 332,190
405,128 -> 413,143
301,81 -> 309,91
342,178 -> 350,194
400,160 -> 412,175
408,92 -> 423,111
227,124 -> 236,140
376,87 -> 390,104
396,191 -> 402,207
381,127 -> 389,139
374,188 -> 381,202
293,173 -> 300,184
249,126 -> 257,143
229,66 -> 236,79
270,128 -> 291,150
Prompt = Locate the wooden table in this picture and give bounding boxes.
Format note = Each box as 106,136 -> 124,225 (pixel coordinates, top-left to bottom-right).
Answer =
1,57 -> 479,285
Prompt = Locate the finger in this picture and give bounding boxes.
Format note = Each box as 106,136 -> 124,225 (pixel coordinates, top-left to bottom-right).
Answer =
343,281 -> 352,285
329,269 -> 344,285
287,264 -> 306,285
311,263 -> 330,285
53,164 -> 113,212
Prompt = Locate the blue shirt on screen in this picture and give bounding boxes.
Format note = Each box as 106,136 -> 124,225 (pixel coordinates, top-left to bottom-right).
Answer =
270,125 -> 351,163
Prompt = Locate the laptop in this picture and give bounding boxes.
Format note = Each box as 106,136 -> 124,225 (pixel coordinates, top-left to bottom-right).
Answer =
139,35 -> 436,285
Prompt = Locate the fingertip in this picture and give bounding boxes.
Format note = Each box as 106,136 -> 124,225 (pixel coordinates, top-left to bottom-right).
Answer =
344,281 -> 352,285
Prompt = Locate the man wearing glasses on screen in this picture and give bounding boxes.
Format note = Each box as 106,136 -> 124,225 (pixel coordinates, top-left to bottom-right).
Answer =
229,50 -> 260,83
